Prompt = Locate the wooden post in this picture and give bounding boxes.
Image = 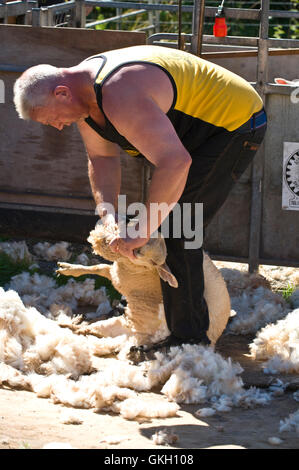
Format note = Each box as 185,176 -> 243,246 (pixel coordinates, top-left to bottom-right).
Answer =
191,0 -> 205,56
74,0 -> 86,28
248,0 -> 269,272
25,1 -> 37,25
2,0 -> 8,24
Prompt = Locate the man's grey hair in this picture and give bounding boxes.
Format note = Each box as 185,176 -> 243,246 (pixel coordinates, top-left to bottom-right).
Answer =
13,64 -> 63,120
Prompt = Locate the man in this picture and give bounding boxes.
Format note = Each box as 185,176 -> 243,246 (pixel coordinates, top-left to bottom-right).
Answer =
13,45 -> 267,356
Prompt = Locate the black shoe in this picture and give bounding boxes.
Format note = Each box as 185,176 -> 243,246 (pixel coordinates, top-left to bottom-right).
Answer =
129,334 -> 210,363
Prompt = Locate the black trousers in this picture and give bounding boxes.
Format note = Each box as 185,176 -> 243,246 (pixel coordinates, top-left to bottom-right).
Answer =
160,118 -> 267,342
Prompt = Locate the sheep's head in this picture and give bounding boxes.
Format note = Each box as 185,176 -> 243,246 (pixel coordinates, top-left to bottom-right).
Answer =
133,233 -> 178,288
87,220 -> 178,288
87,220 -> 120,262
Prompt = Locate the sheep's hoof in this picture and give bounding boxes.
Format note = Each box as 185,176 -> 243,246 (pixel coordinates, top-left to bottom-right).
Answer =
129,334 -> 211,363
56,262 -> 80,277
128,345 -> 156,364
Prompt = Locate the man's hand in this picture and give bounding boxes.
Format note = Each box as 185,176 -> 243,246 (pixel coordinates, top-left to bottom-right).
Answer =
109,235 -> 150,261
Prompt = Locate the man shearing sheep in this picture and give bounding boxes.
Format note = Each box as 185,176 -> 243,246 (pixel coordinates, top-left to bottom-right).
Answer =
13,45 -> 267,357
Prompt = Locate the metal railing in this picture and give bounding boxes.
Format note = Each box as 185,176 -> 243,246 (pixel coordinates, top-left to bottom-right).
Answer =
2,0 -> 299,41
0,0 -> 37,23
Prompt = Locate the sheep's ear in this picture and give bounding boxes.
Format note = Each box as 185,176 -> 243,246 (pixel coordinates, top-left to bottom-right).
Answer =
157,263 -> 178,288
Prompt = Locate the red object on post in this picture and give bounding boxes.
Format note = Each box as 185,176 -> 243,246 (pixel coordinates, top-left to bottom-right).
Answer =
213,16 -> 227,37
213,1 -> 227,37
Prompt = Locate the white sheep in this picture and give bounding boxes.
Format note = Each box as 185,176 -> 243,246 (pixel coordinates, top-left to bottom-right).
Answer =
57,220 -> 231,347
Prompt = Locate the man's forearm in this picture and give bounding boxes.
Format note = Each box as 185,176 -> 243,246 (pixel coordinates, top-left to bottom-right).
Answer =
88,156 -> 121,216
143,160 -> 191,238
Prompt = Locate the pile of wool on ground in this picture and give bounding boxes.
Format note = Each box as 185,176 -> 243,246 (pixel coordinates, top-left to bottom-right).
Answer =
0,286 -> 275,419
214,260 -> 299,292
146,344 -> 272,411
1,244 -> 298,420
0,287 -> 125,377
0,241 -> 33,264
215,266 -> 291,335
6,272 -> 111,318
250,308 -> 299,374
259,265 -> 299,291
226,285 -> 289,336
32,241 -> 71,262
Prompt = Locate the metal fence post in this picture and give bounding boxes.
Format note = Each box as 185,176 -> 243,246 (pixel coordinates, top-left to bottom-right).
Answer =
248,0 -> 269,272
32,7 -> 41,26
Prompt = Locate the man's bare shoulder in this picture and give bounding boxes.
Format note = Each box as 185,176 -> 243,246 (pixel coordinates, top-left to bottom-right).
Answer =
101,62 -> 174,115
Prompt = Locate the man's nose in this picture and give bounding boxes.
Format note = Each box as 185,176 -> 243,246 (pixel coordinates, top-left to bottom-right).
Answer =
53,122 -> 64,131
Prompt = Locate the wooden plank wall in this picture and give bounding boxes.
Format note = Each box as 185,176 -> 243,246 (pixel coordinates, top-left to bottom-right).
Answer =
0,25 -> 146,218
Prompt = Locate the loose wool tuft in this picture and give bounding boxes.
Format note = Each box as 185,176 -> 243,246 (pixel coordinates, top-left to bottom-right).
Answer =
279,409 -> 299,434
250,309 -> 299,374
151,429 -> 179,446
33,241 -> 71,261
268,436 -> 283,445
226,285 -> 288,335
113,397 -> 180,420
195,407 -> 216,418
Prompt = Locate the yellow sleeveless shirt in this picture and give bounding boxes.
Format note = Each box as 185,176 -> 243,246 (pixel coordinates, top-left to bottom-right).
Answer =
85,45 -> 263,157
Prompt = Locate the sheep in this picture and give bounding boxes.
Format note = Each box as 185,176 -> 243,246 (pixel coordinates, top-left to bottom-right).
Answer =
56,219 -> 231,348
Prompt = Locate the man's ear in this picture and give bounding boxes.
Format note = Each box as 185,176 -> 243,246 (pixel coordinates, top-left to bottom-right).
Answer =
54,85 -> 71,101
157,263 -> 178,288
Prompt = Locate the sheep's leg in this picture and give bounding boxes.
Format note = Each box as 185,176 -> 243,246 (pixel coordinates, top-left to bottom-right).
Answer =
82,315 -> 132,338
56,262 -> 112,280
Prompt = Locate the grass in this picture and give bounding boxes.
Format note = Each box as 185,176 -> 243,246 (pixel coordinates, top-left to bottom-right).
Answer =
20,441 -> 31,449
0,251 -> 37,287
281,283 -> 296,302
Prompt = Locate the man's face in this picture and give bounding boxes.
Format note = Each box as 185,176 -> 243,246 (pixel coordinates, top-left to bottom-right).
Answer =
32,86 -> 87,130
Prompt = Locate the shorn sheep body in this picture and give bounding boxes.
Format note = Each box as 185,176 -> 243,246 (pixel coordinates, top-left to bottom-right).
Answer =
57,220 -> 231,346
